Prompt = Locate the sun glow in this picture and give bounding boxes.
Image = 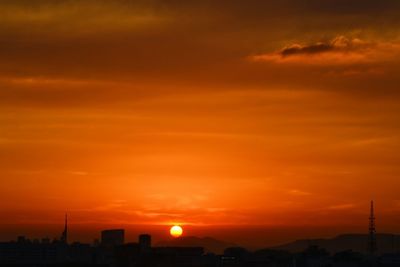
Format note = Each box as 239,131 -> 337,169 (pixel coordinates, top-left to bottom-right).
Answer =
170,225 -> 183,238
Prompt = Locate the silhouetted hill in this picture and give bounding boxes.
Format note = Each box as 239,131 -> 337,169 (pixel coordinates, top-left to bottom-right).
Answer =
156,236 -> 237,254
272,233 -> 400,254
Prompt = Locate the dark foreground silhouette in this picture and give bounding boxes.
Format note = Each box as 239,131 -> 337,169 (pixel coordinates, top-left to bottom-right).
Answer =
1,232 -> 400,267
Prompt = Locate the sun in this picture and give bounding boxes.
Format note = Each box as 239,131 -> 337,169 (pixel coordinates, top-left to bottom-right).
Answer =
170,225 -> 183,238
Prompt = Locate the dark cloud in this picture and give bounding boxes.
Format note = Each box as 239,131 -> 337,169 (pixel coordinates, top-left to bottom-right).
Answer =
251,35 -> 400,67
280,36 -> 370,57
281,43 -> 331,57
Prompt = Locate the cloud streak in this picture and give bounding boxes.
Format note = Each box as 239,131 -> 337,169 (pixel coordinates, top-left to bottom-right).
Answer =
279,36 -> 369,56
251,36 -> 400,65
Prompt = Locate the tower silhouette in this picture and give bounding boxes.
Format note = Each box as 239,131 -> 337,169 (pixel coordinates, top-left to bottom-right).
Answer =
368,201 -> 377,255
60,213 -> 68,244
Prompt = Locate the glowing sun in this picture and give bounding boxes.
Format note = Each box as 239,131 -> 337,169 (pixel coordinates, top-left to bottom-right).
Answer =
170,225 -> 183,238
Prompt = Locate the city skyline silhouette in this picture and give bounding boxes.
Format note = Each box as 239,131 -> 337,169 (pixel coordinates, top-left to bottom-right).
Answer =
2,201 -> 400,266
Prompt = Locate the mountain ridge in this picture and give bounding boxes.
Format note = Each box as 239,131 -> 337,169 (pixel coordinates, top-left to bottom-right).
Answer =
156,236 -> 237,254
271,233 -> 400,254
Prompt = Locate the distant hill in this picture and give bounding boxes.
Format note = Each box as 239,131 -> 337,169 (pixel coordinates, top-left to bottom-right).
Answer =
272,233 -> 400,254
156,236 -> 237,254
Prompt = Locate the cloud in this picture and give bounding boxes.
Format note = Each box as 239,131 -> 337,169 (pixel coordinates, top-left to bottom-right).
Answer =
69,204 -> 245,226
288,189 -> 311,196
250,36 -> 400,65
326,203 -> 357,211
280,36 -> 369,56
0,1 -> 167,35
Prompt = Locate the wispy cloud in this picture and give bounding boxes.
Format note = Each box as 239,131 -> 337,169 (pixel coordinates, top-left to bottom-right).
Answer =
326,203 -> 357,211
90,200 -> 128,211
288,189 -> 311,196
0,1 -> 168,35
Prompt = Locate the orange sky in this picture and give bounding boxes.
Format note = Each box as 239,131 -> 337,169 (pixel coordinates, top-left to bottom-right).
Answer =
0,0 -> 400,245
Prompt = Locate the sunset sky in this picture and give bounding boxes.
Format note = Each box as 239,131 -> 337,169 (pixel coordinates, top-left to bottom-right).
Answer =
1,0 -> 400,246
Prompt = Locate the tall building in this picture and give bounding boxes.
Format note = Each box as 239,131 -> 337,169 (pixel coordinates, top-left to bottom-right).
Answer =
368,200 -> 377,255
60,214 -> 68,244
139,234 -> 151,253
101,229 -> 125,247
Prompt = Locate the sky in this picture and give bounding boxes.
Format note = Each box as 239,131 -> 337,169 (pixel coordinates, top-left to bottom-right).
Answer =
0,0 -> 400,246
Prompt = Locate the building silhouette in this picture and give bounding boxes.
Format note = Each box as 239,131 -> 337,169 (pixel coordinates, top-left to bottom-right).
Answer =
101,229 -> 125,247
139,234 -> 151,253
368,200 -> 377,256
60,213 -> 68,244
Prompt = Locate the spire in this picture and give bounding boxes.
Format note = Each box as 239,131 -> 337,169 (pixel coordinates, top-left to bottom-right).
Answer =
368,201 -> 377,255
61,213 -> 68,244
